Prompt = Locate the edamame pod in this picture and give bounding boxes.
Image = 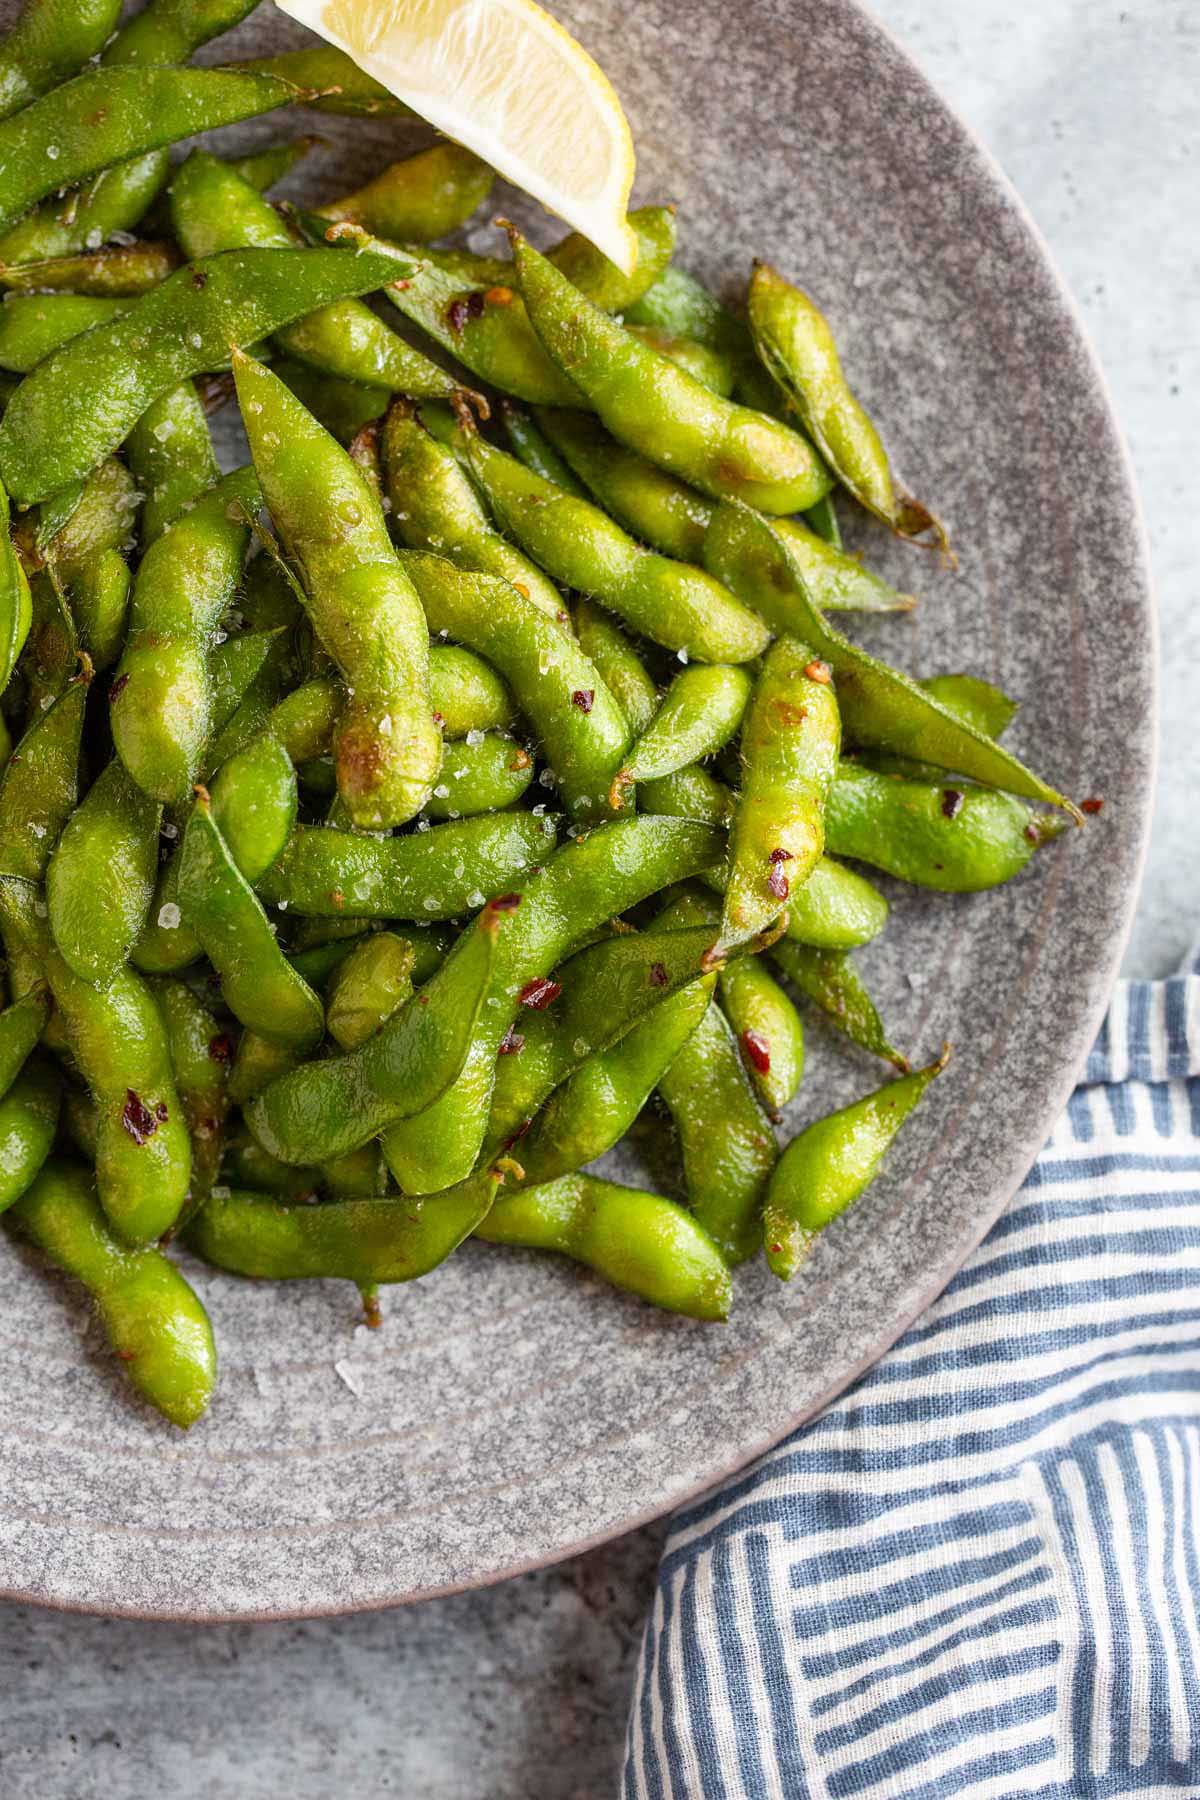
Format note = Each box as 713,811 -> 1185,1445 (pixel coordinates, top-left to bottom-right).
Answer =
477,1172 -> 731,1320
571,598 -> 658,735
0,243 -> 416,504
229,45 -> 410,116
0,1057 -> 59,1214
46,758 -> 161,987
273,359 -> 390,447
0,150 -> 168,267
125,382 -> 220,547
627,325 -> 735,394
463,434 -> 770,665
614,663 -> 753,798
0,475 -> 31,691
0,663 -> 86,878
0,985 -> 49,1097
720,636 -> 841,951
423,733 -> 536,820
7,1158 -> 215,1426
152,976 -> 230,1230
0,0 -> 122,122
770,939 -> 907,1070
500,402 -> 588,496
324,932 -> 414,1052
0,241 -> 179,296
316,142 -> 494,241
234,352 -> 442,828
718,954 -> 805,1117
256,811 -> 556,920
0,296 -> 131,373
100,0 -> 262,67
428,643 -> 517,737
208,734 -> 298,884
764,1052 -> 948,1278
504,224 -> 832,515
748,262 -> 947,548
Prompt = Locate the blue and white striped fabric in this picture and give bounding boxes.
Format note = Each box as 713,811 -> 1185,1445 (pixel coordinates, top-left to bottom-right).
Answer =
624,947 -> 1200,1799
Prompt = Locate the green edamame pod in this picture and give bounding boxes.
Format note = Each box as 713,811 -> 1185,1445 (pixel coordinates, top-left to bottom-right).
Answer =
7,1158 -> 215,1426
616,664 -> 752,797
41,453 -> 139,570
721,637 -> 841,951
325,931 -> 414,1052
627,325 -> 735,395
273,360 -> 389,447
399,551 -> 630,821
381,401 -> 566,624
0,296 -> 131,373
0,475 -> 31,691
177,790 -> 323,1053
0,985 -> 49,1097
656,989 -> 777,1266
203,626 -> 298,776
772,515 -> 917,616
0,68 -> 293,244
0,151 -> 168,268
826,762 -> 1065,891
748,263 -> 947,548
46,758 -> 161,987
110,468 -> 259,803
0,0 -> 121,122
500,402 -> 588,497
770,939 -> 907,1070
0,1056 -> 58,1213
234,352 -> 443,828
718,954 -> 805,1117
189,1170 -> 499,1286
222,1127 -> 380,1201
229,134 -> 325,196
257,811 -> 556,920
101,0 -> 262,67
423,733 -> 536,820
229,45 -> 410,116
803,491 -> 842,548
228,1030 -> 301,1107
317,142 -> 493,241
704,500 -> 1080,816
0,662 -> 86,878
624,265 -> 747,355
125,382 -> 220,547
260,675 -> 341,765
429,642 -> 518,738
572,598 -> 658,736
54,548 -> 129,674
207,735 -> 297,886
0,877 -> 191,1242
764,1051 -> 948,1278
0,243 -> 416,505
463,434 -> 770,665
920,673 -> 1018,741
504,225 -> 832,515
511,975 -> 713,1189
477,1172 -> 731,1320
152,976 -> 231,1230
0,241 -> 178,297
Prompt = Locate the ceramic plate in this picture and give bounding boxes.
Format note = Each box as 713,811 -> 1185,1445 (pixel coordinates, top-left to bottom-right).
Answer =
0,0 -> 1153,1617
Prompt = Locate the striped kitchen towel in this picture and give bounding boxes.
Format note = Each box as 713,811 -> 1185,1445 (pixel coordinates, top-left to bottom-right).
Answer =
623,945 -> 1200,1799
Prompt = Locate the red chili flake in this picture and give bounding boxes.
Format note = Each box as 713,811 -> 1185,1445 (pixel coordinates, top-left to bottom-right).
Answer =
418,994 -> 430,1007
509,745 -> 532,771
191,269 -> 208,289
501,1117 -> 532,1153
1023,824 -> 1041,844
484,285 -> 514,307
488,892 -> 522,915
122,1089 -> 159,1145
207,1032 -> 235,1065
648,962 -> 668,988
742,1029 -> 772,1074
467,290 -> 486,320
154,1101 -> 169,1123
330,888 -> 345,910
519,975 -> 562,1010
446,297 -> 470,333
498,1026 -> 525,1056
804,659 -> 833,684
571,689 -> 595,713
940,788 -> 965,820
769,847 -> 794,864
1081,796 -> 1105,815
431,710 -> 446,727
108,673 -> 129,704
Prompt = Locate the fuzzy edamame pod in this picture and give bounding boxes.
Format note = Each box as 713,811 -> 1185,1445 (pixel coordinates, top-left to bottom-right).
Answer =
0,1057 -> 59,1214
189,1170 -> 500,1286
256,811 -> 556,920
0,67 -> 293,245
428,643 -> 518,737
826,762 -> 1066,891
0,243 -> 414,505
718,954 -> 805,1117
177,789 -> 324,1054
125,382 -> 220,547
423,733 -> 536,820
399,551 -> 630,821
273,359 -> 390,447
206,734 -> 298,884
40,455 -> 139,669
170,153 -> 466,407
0,241 -> 179,296
0,985 -> 49,1097
503,224 -> 831,515
7,1158 -> 215,1426
325,931 -> 414,1051
381,401 -> 565,623
152,976 -> 231,1231
704,499 -> 1080,816
477,1172 -> 732,1320
803,491 -> 842,548
0,151 -> 168,267
234,351 -> 442,828
500,402 -> 588,496
46,758 -> 161,987
110,467 -> 259,804
764,1052 -> 948,1279
721,636 -> 841,951
748,262 -> 946,549
770,939 -> 907,1070
100,0 -> 261,66
380,817 -> 724,1195
316,142 -> 493,241
229,44 -> 410,115
0,476 -> 31,692
920,672 -> 1018,740
572,598 -> 658,736
0,663 -> 86,878
0,0 -> 121,121
0,296 -> 131,373
627,325 -> 735,395
463,433 -> 770,665
0,876 -> 192,1243
613,663 -> 752,801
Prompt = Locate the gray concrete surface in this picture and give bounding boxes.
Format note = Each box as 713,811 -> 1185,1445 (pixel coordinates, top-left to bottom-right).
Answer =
0,3 -> 1193,1796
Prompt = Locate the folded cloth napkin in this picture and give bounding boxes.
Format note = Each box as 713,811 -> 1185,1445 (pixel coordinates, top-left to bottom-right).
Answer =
623,945 -> 1200,1799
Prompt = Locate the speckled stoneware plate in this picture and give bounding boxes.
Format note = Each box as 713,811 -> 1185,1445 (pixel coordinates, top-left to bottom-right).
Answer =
0,0 -> 1154,1619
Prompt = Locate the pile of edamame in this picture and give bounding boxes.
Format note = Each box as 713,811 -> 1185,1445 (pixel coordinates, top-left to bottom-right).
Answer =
0,0 -> 1084,1429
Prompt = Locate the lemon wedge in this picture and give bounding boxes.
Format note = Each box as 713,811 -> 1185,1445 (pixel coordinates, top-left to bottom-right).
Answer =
274,0 -> 638,272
